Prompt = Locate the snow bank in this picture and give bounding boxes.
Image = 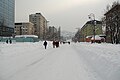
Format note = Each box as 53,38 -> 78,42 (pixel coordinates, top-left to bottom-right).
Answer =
0,42 -> 120,80
73,43 -> 120,80
15,35 -> 38,38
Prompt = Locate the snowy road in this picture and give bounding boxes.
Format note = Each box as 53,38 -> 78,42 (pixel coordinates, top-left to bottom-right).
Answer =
0,42 -> 120,80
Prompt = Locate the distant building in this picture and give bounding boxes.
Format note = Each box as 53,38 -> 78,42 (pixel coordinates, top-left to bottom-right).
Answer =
104,3 -> 120,44
47,26 -> 58,40
79,20 -> 103,42
0,0 -> 15,36
29,13 -> 48,39
15,22 -> 34,35
74,29 -> 81,42
49,26 -> 57,34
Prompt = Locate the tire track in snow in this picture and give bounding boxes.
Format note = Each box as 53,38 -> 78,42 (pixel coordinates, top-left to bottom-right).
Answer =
71,43 -> 103,80
26,48 -> 57,67
6,47 -> 57,80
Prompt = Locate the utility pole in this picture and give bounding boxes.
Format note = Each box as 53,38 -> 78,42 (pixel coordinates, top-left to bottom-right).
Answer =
58,26 -> 61,41
88,13 -> 96,43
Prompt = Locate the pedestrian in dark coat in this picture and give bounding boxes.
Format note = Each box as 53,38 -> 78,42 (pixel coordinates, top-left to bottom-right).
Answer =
68,41 -> 70,44
9,39 -> 12,44
6,40 -> 9,44
43,41 -> 47,49
56,41 -> 59,48
52,41 -> 56,48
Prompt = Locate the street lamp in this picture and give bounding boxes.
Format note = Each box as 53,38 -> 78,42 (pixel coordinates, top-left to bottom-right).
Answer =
88,13 -> 96,43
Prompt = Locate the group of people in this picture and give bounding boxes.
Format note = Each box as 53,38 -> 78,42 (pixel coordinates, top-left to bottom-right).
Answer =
52,41 -> 59,48
6,39 -> 12,44
43,40 -> 60,49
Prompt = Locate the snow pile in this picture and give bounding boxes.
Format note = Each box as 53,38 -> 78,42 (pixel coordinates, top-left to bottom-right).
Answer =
15,35 -> 38,38
73,43 -> 120,80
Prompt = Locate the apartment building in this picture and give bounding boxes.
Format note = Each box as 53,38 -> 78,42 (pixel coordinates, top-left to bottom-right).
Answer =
105,3 -> 120,44
46,26 -> 61,41
79,20 -> 103,42
29,13 -> 48,39
14,22 -> 34,35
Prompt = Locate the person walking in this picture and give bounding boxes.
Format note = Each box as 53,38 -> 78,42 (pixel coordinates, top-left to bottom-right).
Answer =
52,41 -> 56,48
55,41 -> 59,48
6,40 -> 9,44
43,41 -> 47,49
9,39 -> 12,44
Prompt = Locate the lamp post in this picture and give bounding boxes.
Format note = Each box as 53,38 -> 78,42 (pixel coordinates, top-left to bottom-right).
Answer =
88,13 -> 96,43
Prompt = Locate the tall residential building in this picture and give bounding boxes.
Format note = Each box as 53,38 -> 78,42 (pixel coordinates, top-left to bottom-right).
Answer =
29,13 -> 47,39
46,26 -> 61,41
15,22 -> 34,35
0,0 -> 15,36
49,26 -> 57,34
105,3 -> 120,44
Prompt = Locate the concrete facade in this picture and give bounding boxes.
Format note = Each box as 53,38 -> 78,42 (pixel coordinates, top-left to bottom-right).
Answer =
105,4 -> 120,44
79,20 -> 103,42
15,22 -> 34,35
29,13 -> 47,39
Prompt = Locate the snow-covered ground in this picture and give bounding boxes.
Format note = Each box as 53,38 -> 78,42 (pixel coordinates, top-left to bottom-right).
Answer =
0,42 -> 120,80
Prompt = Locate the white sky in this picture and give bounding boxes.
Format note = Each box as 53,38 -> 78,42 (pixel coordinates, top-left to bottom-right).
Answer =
15,0 -> 119,32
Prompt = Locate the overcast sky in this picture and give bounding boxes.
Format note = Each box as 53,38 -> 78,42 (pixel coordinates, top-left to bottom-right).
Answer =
15,0 -> 119,32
